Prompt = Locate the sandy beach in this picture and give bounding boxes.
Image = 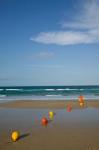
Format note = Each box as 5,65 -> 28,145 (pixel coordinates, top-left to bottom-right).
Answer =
0,100 -> 99,150
1,99 -> 99,109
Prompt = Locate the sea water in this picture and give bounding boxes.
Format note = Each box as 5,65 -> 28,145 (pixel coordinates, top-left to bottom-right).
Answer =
0,85 -> 99,101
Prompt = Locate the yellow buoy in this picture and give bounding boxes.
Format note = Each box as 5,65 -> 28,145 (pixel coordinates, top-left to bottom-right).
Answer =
11,131 -> 20,142
49,111 -> 54,118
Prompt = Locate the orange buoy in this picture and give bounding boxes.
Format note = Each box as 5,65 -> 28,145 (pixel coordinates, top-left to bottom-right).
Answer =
78,95 -> 84,103
41,117 -> 48,126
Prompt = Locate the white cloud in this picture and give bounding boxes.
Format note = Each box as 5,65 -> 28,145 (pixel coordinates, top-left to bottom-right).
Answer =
31,31 -> 95,45
62,0 -> 99,30
31,0 -> 99,45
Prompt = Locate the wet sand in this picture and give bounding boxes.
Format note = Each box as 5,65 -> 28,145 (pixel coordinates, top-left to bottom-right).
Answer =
0,100 -> 99,150
0,99 -> 99,109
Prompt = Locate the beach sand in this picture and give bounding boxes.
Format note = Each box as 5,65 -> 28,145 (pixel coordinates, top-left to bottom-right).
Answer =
1,99 -> 99,109
0,100 -> 99,150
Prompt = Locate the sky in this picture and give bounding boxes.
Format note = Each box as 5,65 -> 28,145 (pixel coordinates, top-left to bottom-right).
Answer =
0,0 -> 99,86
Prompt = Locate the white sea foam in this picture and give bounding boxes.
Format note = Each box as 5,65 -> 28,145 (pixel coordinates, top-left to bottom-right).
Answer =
45,89 -> 55,91
0,95 -> 6,97
0,89 -> 3,91
46,94 -> 63,96
65,88 -> 79,91
79,89 -> 84,91
6,89 -> 23,91
57,89 -> 64,91
57,88 -> 79,91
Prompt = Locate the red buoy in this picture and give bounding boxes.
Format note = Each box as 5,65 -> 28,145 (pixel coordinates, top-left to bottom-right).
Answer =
66,105 -> 72,112
41,117 -> 48,126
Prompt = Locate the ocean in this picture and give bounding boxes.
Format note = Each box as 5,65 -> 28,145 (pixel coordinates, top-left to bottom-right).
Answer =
0,85 -> 99,101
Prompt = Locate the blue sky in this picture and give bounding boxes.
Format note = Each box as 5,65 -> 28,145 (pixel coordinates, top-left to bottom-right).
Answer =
0,0 -> 99,86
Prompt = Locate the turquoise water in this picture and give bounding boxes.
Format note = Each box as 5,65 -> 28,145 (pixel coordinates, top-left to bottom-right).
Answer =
0,85 -> 99,101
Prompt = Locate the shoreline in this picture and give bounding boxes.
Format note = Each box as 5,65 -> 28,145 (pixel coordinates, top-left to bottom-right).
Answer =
0,99 -> 99,109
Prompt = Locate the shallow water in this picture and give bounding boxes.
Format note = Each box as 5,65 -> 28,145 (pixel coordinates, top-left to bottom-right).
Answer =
0,95 -> 99,102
